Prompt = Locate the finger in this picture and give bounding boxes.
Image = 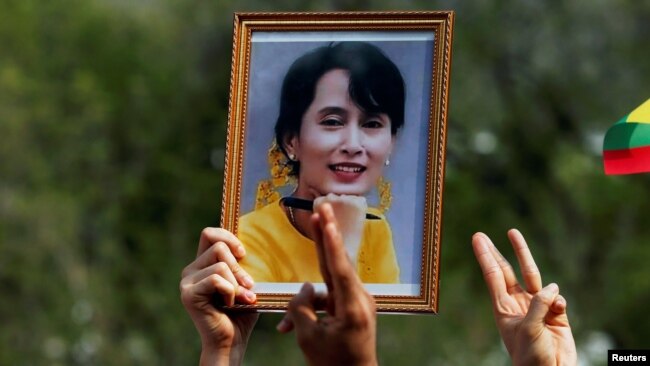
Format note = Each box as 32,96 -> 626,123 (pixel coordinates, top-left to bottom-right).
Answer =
472,233 -> 507,302
311,292 -> 329,311
487,240 -> 520,292
278,283 -> 318,334
197,227 -> 246,259
235,286 -> 257,304
547,294 -> 571,327
212,241 -> 255,288
523,283 -> 559,329
319,203 -> 364,307
276,315 -> 294,333
314,209 -> 338,316
276,292 -> 328,333
193,273 -> 237,307
507,228 -> 542,293
188,262 -> 256,305
184,261 -> 235,285
551,294 -> 567,314
310,211 -> 333,293
187,242 -> 255,289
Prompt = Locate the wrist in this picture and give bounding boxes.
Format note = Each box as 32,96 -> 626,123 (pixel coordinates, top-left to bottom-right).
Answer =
306,352 -> 377,366
199,348 -> 230,366
361,355 -> 379,366
200,344 -> 245,366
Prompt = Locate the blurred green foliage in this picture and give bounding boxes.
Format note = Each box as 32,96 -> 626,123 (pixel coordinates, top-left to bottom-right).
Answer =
1,0 -> 649,364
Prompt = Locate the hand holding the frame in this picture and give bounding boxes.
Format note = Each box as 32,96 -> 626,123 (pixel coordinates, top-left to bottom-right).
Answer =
180,228 -> 259,366
472,229 -> 577,366
277,203 -> 378,366
313,193 -> 366,266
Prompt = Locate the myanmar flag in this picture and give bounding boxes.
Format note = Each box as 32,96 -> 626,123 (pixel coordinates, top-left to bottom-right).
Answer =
603,98 -> 650,175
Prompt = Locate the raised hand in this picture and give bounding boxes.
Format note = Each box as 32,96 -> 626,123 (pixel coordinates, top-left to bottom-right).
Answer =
277,202 -> 377,366
472,229 -> 577,366
180,228 -> 258,366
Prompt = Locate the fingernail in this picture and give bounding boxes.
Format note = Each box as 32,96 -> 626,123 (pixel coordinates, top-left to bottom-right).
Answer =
243,289 -> 256,302
301,282 -> 314,293
547,283 -> 559,293
237,245 -> 246,257
242,275 -> 255,288
472,233 -> 487,247
276,318 -> 289,332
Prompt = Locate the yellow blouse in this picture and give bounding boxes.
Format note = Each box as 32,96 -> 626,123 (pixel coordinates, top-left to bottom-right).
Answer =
238,200 -> 400,283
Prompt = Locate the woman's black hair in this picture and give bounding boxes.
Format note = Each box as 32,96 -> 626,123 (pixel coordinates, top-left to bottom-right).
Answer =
274,41 -> 406,176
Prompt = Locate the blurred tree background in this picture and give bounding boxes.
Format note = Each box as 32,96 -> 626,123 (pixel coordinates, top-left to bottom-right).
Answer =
1,0 -> 649,364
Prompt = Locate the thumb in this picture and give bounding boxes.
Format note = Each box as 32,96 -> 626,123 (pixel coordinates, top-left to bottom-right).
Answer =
523,283 -> 559,330
278,283 -> 318,334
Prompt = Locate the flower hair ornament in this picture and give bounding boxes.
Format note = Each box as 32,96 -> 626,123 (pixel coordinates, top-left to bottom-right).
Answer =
255,141 -> 393,213
255,142 -> 295,210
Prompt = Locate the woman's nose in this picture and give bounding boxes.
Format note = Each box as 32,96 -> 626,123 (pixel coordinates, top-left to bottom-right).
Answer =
340,125 -> 364,155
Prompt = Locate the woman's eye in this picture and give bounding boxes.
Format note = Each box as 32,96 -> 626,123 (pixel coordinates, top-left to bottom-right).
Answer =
320,118 -> 344,126
363,120 -> 384,128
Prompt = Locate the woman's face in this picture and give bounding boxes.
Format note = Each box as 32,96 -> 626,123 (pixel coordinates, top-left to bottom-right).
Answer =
286,68 -> 395,198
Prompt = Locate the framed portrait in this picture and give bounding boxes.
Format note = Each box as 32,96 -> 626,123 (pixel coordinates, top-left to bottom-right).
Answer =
221,11 -> 454,313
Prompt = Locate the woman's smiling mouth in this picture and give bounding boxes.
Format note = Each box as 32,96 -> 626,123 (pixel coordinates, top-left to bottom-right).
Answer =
330,164 -> 365,172
329,163 -> 366,182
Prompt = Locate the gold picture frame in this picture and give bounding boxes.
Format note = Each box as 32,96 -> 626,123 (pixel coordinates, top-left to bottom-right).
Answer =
221,11 -> 453,313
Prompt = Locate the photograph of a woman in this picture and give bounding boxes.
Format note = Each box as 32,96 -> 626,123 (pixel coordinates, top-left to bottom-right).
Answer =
237,32 -> 435,293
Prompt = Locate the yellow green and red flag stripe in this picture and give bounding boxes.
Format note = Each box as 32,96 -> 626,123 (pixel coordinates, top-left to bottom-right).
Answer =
603,98 -> 650,175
